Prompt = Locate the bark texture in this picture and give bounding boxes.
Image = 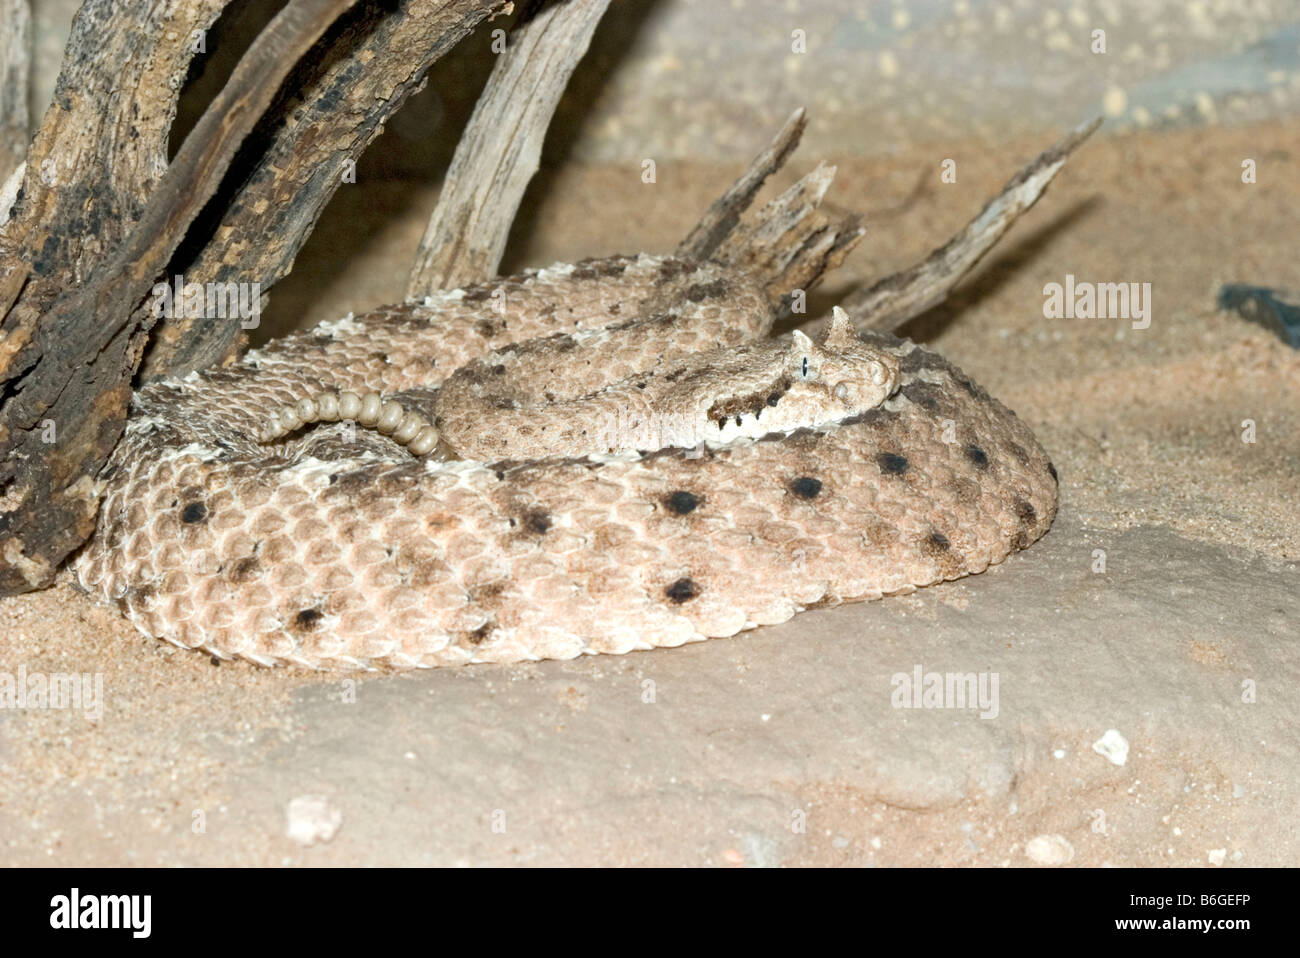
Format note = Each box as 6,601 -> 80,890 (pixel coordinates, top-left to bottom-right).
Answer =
0,0 -> 504,595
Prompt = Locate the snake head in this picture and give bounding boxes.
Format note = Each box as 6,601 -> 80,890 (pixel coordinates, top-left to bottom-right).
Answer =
788,307 -> 900,415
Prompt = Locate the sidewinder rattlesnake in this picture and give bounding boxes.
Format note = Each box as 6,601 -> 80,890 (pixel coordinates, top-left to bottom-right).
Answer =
74,253 -> 1057,669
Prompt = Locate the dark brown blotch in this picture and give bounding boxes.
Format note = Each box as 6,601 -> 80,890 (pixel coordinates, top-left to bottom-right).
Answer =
475,316 -> 507,338
684,279 -> 728,302
227,556 -> 262,583
877,452 -> 909,476
664,491 -> 701,515
953,372 -> 982,398
181,502 -> 208,524
294,607 -> 324,631
471,581 -> 507,603
789,476 -> 823,499
1015,498 -> 1037,526
665,578 -> 701,603
523,508 -> 552,535
900,381 -> 943,412
656,258 -> 694,282
920,529 -> 963,574
898,348 -> 944,375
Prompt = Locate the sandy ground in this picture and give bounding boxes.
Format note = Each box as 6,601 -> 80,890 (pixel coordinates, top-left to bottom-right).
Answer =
0,120 -> 1296,865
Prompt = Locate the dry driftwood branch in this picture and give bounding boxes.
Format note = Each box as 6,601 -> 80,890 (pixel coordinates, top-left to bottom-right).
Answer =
675,109 -> 860,313
0,0 -> 30,185
0,0 -> 29,223
676,107 -> 807,263
0,0 -> 367,595
2,0 -> 231,291
844,117 -> 1101,331
66,0 -> 364,356
710,162 -> 864,313
0,0 -> 236,593
144,0 -> 507,377
407,0 -> 612,296
0,162 -> 22,226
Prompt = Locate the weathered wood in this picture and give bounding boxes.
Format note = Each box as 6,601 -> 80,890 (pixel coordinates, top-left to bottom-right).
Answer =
0,0 -> 364,595
407,0 -> 611,297
1,0 -> 231,288
0,259 -> 23,318
144,0 -> 507,377
0,0 -> 236,594
0,0 -> 30,185
0,161 -> 21,226
710,162 -> 864,313
845,118 -> 1100,331
677,107 -> 807,263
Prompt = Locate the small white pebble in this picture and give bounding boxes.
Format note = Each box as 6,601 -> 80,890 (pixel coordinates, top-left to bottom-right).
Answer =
1053,748 -> 1066,759
1208,848 -> 1226,867
285,795 -> 342,847
1103,85 -> 1128,116
1026,834 -> 1075,865
1092,728 -> 1130,766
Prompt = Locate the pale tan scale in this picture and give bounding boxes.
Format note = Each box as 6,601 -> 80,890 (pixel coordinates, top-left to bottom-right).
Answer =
74,254 -> 1058,670
338,392 -> 361,420
358,393 -> 382,427
258,389 -> 441,456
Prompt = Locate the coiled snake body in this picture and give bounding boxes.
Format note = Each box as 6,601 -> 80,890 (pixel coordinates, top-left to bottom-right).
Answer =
75,254 -> 1057,669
